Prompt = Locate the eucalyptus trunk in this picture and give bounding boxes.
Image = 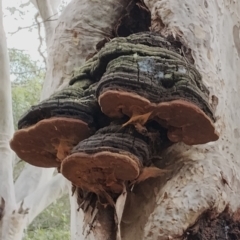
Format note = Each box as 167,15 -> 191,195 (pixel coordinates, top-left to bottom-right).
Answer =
5,0 -> 240,239
42,0 -> 240,239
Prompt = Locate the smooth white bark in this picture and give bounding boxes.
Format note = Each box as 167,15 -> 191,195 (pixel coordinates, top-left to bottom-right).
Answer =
12,0 -> 63,216
0,1 -> 17,238
31,0 -> 61,50
2,172 -> 68,240
13,0 -> 62,206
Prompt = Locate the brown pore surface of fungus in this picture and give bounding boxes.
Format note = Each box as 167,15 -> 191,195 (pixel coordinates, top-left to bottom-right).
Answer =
10,117 -> 90,168
99,91 -> 218,145
61,123 -> 151,193
61,151 -> 141,194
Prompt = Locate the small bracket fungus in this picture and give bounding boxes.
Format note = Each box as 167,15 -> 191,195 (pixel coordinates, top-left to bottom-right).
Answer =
61,123 -> 152,194
10,81 -> 100,168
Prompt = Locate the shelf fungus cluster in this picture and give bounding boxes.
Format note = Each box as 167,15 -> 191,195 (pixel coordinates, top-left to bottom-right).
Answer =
10,32 -> 219,194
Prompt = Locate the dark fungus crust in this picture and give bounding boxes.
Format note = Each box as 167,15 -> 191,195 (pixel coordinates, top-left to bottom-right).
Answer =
10,81 -> 101,168
18,80 -> 97,129
70,33 -> 192,84
70,32 -> 218,145
61,123 -> 151,193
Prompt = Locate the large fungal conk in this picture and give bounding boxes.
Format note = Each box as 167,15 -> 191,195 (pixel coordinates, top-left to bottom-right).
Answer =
92,32 -> 219,145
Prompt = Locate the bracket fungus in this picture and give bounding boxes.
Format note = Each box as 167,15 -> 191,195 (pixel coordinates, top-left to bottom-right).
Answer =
61,123 -> 150,193
70,32 -> 219,146
95,33 -> 219,145
10,32 -> 219,193
10,80 -> 100,168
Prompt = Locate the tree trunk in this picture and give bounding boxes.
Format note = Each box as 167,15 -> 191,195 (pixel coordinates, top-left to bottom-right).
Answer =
122,0 -> 240,238
13,0 -> 65,214
7,0 -> 240,239
41,0 -> 240,239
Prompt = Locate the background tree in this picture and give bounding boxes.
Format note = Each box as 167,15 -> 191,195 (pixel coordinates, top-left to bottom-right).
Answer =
8,48 -> 70,239
0,1 -> 69,239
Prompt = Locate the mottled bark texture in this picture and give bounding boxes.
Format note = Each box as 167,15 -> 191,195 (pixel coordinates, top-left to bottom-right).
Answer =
0,0 -> 18,238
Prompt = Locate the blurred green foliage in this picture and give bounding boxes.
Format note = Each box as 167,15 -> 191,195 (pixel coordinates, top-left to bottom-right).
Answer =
10,49 -> 70,239
9,48 -> 44,129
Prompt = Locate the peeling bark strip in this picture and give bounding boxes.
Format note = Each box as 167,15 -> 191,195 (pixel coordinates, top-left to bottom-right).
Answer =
75,188 -> 117,240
